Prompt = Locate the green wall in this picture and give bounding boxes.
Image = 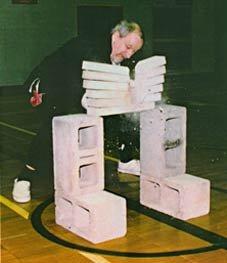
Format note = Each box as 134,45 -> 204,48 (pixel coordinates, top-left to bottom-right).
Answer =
192,0 -> 215,72
0,0 -> 76,86
0,0 -> 154,86
1,0 -> 226,87
215,0 -> 227,89
123,0 -> 153,58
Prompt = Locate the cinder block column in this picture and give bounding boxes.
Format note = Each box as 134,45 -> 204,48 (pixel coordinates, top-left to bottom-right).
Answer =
140,104 -> 186,178
52,114 -> 104,198
53,113 -> 127,243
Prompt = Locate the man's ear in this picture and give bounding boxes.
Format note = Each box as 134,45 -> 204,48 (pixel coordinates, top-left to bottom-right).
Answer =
111,31 -> 120,44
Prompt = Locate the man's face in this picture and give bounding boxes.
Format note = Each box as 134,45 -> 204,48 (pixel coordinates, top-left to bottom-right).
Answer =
110,31 -> 143,64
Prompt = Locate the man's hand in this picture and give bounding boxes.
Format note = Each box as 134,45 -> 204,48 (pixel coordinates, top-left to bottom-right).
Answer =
129,79 -> 135,89
30,90 -> 44,107
29,77 -> 44,107
81,92 -> 88,109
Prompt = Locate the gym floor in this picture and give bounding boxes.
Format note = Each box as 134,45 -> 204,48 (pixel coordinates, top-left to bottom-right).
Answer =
1,85 -> 227,263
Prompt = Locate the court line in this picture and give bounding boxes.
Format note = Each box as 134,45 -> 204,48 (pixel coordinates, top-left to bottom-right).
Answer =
31,197 -> 225,258
78,251 -> 111,263
1,233 -> 27,241
0,195 -> 109,263
0,121 -> 36,136
124,195 -> 227,249
104,155 -> 119,163
0,195 -> 30,220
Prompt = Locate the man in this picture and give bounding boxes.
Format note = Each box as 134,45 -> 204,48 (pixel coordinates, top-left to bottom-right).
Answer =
109,21 -> 142,176
12,20 -> 144,203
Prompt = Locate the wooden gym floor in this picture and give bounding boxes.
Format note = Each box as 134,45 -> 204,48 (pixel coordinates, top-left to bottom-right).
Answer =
0,85 -> 227,263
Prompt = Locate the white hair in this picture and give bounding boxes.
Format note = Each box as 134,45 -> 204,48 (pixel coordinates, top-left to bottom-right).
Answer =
112,20 -> 143,38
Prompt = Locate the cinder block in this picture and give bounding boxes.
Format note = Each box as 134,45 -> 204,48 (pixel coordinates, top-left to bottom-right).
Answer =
55,190 -> 127,244
140,104 -> 186,178
140,174 -> 210,220
82,60 -> 129,75
140,176 -> 162,207
162,174 -> 210,219
52,114 -> 104,196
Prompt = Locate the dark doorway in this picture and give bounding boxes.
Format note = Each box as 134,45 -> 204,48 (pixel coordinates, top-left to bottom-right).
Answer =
77,5 -> 123,44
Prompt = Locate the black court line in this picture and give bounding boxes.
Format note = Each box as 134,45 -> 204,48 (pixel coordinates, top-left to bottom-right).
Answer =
31,196 -> 227,258
109,189 -> 227,249
125,196 -> 227,249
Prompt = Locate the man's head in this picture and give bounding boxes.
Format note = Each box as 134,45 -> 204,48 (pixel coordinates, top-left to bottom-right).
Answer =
110,20 -> 143,64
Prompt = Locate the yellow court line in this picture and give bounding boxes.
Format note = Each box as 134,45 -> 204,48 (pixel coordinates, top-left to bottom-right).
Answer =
0,195 -> 30,220
78,251 -> 111,263
0,197 -> 110,262
104,155 -> 119,163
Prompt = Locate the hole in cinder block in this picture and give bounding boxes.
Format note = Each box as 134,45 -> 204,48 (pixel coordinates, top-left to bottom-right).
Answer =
162,185 -> 180,214
78,125 -> 98,149
142,180 -> 161,204
55,197 -> 73,230
165,117 -> 181,143
164,117 -> 183,168
165,147 -> 182,169
79,163 -> 98,188
74,204 -> 90,232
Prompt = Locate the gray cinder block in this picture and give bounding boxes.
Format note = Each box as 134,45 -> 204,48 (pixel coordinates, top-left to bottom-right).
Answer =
55,190 -> 127,244
52,114 -> 104,196
140,104 -> 186,178
140,174 -> 210,220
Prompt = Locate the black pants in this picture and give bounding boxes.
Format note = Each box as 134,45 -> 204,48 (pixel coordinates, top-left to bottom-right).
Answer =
21,89 -> 77,180
104,114 -> 140,163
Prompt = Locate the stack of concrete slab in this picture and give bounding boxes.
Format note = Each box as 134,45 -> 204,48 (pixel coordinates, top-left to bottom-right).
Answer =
82,61 -> 132,116
82,57 -> 166,116
140,104 -> 210,220
134,56 -> 166,105
52,114 -> 126,243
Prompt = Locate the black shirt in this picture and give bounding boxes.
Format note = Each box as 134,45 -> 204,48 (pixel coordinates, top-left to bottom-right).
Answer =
24,36 -> 144,114
24,37 -> 110,113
